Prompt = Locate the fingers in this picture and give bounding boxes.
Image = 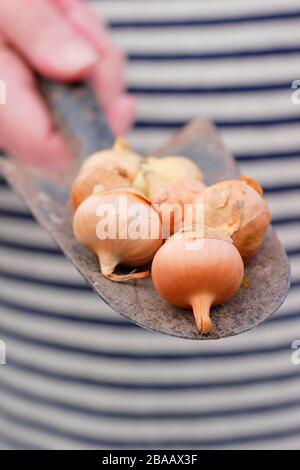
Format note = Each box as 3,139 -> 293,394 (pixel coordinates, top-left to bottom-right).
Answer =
53,0 -> 126,106
88,46 -> 125,108
0,45 -> 73,169
53,0 -> 125,104
53,0 -> 137,133
89,53 -> 136,135
0,0 -> 136,162
105,94 -> 137,135
0,0 -> 98,81
52,0 -> 113,53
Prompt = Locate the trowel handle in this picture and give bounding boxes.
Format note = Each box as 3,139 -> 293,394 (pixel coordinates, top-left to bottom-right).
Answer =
39,78 -> 114,160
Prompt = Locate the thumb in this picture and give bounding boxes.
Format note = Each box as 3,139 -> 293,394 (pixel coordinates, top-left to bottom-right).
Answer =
0,0 -> 99,81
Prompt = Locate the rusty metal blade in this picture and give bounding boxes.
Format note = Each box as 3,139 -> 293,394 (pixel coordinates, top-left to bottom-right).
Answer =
0,82 -> 290,339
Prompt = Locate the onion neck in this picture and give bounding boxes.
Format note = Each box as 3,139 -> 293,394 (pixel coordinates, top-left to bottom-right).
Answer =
98,251 -> 150,283
113,136 -> 131,153
191,295 -> 213,334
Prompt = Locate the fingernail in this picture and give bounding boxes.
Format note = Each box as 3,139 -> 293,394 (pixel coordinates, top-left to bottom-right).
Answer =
60,38 -> 98,72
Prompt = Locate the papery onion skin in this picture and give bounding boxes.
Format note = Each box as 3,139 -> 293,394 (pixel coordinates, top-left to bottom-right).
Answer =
73,191 -> 162,282
148,176 -> 205,205
147,174 -> 206,236
152,234 -> 244,333
81,137 -> 141,177
134,156 -> 204,196
191,179 -> 271,261
71,167 -> 130,212
147,156 -> 204,183
71,137 -> 142,212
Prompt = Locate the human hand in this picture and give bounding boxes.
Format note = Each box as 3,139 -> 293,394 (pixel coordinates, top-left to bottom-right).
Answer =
0,0 -> 136,170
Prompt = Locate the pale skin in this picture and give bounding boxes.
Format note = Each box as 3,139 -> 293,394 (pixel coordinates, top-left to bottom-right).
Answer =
0,0 -> 136,170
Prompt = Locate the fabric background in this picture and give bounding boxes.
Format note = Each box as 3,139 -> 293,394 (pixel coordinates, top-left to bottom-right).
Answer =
0,0 -> 300,449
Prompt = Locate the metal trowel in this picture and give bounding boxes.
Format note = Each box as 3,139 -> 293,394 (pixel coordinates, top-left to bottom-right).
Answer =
0,80 -> 290,339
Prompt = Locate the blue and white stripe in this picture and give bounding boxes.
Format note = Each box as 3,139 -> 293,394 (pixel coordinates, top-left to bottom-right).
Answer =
0,0 -> 300,449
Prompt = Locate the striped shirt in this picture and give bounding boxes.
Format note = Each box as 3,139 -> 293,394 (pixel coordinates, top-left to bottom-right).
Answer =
0,0 -> 300,449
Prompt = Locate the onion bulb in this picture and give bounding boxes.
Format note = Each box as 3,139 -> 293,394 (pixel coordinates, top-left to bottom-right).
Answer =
81,136 -> 141,175
152,230 -> 244,333
191,178 -> 271,261
147,156 -> 204,183
73,189 -> 162,282
133,155 -> 204,196
71,167 -> 130,213
146,172 -> 205,236
71,137 -> 142,212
